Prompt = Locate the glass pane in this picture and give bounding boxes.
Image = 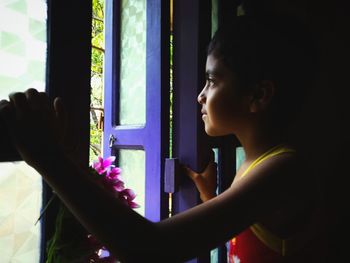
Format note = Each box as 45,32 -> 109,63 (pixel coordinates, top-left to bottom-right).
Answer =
0,0 -> 46,262
119,0 -> 146,125
211,148 -> 219,262
118,149 -> 145,216
236,147 -> 245,170
211,249 -> 219,263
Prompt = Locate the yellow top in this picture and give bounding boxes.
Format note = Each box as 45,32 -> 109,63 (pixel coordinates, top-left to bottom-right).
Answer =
240,144 -> 295,178
241,144 -> 297,256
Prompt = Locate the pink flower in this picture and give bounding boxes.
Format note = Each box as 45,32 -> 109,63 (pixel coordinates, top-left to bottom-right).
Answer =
88,155 -> 140,262
119,189 -> 140,208
92,156 -> 116,174
102,177 -> 125,193
106,167 -> 122,182
112,181 -> 125,192
104,167 -> 124,192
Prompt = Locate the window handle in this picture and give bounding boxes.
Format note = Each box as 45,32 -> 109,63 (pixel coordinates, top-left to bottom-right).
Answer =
164,158 -> 180,193
109,134 -> 116,148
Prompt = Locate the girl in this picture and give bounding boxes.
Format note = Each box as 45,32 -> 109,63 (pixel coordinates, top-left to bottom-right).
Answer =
186,16 -> 323,262
0,16 -> 323,262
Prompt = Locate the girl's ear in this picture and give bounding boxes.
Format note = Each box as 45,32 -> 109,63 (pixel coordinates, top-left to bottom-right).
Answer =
249,80 -> 275,113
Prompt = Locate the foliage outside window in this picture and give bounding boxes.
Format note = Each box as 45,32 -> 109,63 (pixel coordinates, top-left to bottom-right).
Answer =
90,0 -> 105,164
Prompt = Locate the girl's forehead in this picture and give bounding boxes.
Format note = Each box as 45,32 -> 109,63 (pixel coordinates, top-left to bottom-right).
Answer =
206,54 -> 233,77
206,53 -> 220,66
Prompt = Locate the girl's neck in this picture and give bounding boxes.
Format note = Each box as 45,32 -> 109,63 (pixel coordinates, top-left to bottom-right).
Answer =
236,125 -> 286,161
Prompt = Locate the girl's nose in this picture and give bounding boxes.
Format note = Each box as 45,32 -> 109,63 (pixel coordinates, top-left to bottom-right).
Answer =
197,88 -> 206,104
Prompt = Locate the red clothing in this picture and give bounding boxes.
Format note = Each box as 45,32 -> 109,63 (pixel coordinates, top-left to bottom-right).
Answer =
229,228 -> 283,263
228,226 -> 326,263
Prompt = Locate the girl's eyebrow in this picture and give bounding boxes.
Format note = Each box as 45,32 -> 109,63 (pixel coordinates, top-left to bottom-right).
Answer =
205,69 -> 218,76
206,69 -> 222,78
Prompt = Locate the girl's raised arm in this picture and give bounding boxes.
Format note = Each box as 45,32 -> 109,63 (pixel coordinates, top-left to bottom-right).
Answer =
0,89 -> 301,262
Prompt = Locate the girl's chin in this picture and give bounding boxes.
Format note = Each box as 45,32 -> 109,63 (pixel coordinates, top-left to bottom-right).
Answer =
205,125 -> 231,137
205,127 -> 221,137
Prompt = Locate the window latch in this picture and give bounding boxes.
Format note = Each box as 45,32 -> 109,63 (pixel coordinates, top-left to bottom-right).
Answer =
164,158 -> 180,193
109,134 -> 116,148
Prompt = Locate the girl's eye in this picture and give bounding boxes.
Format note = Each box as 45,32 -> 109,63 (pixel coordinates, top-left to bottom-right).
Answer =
207,78 -> 215,86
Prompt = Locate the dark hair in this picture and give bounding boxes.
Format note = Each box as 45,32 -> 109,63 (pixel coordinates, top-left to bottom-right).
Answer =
208,15 -> 319,128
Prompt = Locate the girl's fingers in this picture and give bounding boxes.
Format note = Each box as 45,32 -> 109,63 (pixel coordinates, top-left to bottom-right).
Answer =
8,89 -> 50,117
203,160 -> 217,175
53,97 -> 68,143
183,165 -> 199,180
25,88 -> 41,110
0,99 -> 12,113
54,97 -> 66,123
38,92 -> 51,111
21,89 -> 53,122
0,99 -> 14,124
9,92 -> 30,116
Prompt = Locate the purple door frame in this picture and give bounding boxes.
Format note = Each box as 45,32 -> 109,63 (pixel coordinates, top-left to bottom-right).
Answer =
103,0 -> 170,222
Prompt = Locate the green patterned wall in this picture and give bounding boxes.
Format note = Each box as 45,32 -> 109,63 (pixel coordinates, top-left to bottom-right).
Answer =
0,1 -> 46,262
0,0 -> 46,98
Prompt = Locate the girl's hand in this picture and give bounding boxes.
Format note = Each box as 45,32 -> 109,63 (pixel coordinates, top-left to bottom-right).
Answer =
0,88 -> 66,169
183,151 -> 218,202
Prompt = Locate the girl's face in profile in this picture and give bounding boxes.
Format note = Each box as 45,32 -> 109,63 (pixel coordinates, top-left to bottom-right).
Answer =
198,54 -> 251,136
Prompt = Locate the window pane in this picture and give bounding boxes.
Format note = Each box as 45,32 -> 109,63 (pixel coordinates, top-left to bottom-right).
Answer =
118,149 -> 145,216
211,148 -> 219,262
236,147 -> 245,170
0,0 -> 46,262
119,0 -> 146,125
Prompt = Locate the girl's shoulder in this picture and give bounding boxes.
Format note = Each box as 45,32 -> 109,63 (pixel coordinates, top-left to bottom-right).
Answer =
233,145 -> 302,187
228,147 -> 313,216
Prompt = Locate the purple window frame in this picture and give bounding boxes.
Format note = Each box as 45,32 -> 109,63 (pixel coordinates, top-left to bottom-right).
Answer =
103,0 -> 170,222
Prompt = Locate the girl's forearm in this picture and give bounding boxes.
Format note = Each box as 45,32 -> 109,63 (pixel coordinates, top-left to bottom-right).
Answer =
34,151 -> 161,262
